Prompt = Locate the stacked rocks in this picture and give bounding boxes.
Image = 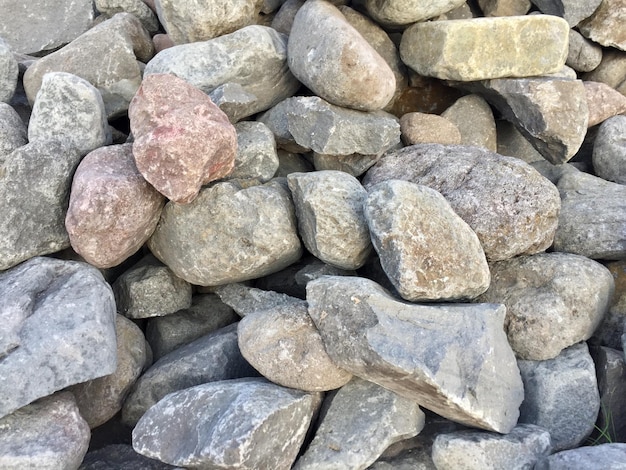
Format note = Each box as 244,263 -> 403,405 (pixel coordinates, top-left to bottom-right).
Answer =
1,0 -> 625,468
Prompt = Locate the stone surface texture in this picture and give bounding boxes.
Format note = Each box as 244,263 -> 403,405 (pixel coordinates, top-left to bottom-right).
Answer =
96,0 -> 160,33
585,81 -> 626,127
594,260 -> 626,349
591,346 -> 626,443
0,102 -> 27,157
584,49 -> 626,96
441,94 -> 497,152
567,30 -> 603,73
593,115 -> 626,184
229,121 -> 279,182
478,0 -> 531,16
0,38 -> 18,103
400,112 -> 462,146
535,444 -> 626,470
80,444 -> 182,469
578,0 -> 626,51
531,0 -> 603,26
365,0 -> 466,25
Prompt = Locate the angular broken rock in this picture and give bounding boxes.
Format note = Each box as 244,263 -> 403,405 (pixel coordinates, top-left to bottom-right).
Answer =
228,121 -> 279,182
578,0 -> 626,51
585,81 -> 626,128
306,276 -> 524,433
129,73 -> 237,204
592,115 -> 626,185
399,112 -> 461,146
0,257 -> 117,419
148,180 -> 302,286
364,180 -> 490,302
400,16 -> 569,81
365,0 -> 466,26
363,144 -> 561,261
132,378 -> 322,469
66,143 -> 165,268
0,38 -> 18,103
215,282 -> 300,317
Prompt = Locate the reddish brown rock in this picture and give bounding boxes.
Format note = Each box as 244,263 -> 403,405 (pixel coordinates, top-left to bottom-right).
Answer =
585,81 -> 626,127
152,33 -> 174,53
66,143 -> 165,269
129,73 -> 237,203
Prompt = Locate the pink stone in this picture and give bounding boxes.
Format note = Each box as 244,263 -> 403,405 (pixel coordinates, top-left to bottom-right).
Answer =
129,73 -> 237,203
153,33 -> 174,53
584,81 -> 626,127
65,143 -> 165,269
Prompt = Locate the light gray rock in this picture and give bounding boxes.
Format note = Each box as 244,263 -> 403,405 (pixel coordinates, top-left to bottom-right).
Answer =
363,144 -> 561,261
0,38 -> 17,103
593,115 -> 626,185
148,180 -> 302,286
257,97 -> 310,153
80,444 -> 183,469
585,81 -> 626,128
122,323 -> 258,427
0,140 -> 83,271
0,257 -> 117,419
441,94 -> 497,152
144,25 -> 300,121
477,252 -> 614,360
0,392 -> 90,470
535,443 -> 626,469
517,342 -> 600,451
590,346 -> 626,444
0,103 -> 27,157
132,378 -> 322,469
365,180 -> 490,302
228,121 -> 279,182
594,260 -> 626,349
208,82 -> 258,123
306,276 -> 524,433
294,378 -> 425,470
567,29 -> 603,73
365,0 -> 466,25
288,171 -> 372,270
271,0 -> 304,34
531,0 -> 603,26
215,282 -> 301,317
553,171 -> 626,260
95,0 -> 160,33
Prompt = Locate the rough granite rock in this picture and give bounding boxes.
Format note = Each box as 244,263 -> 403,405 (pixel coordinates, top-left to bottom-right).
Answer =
0,38 -> 18,103
148,180 -> 302,286
80,444 -> 182,469
0,103 -> 27,157
567,30 -> 603,73
129,73 -> 237,204
531,0 -> 603,26
365,0 -> 466,26
441,94 -> 497,152
306,276 -> 524,433
592,115 -> 626,184
400,112 -> 461,146
95,0 -> 160,33
287,170 -> 372,270
363,144 -> 561,261
215,282 -> 301,317
578,0 -> 626,51
534,444 -> 626,470
65,143 -> 165,268
0,257 -> 117,419
0,392 -> 90,470
585,81 -> 626,128
228,121 -> 279,182
132,378 -> 322,469
364,180 -> 490,302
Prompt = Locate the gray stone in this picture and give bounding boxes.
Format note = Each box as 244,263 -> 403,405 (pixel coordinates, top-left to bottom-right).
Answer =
477,252 -> 614,360
122,323 -> 258,427
294,378 -> 425,470
364,180 -> 490,302
0,392 -> 90,470
271,0 -> 304,34
530,161 -> 582,185
257,98 -> 311,153
594,260 -> 626,349
531,0 -> 603,26
0,103 -> 27,158
288,0 -> 396,112
578,0 -> 626,51
208,82 -> 259,123
288,171 -> 372,270
535,443 -> 626,469
275,150 -> 314,177
95,0 -> 160,33
567,29 -> 603,73
146,294 -> 239,360
365,0 -> 466,25
593,115 -> 626,184
132,378 -> 322,469
0,38 -> 17,103
144,25 -> 300,121
306,276 -> 524,433
363,144 -> 561,261
80,444 -> 182,469
496,119 -> 544,163
584,49 -> 626,96
553,171 -> 626,260
227,121 -> 278,182
431,424 -> 552,470
0,140 -> 83,271
215,282 -> 300,317
23,13 -> 154,118
441,94 -> 497,152
590,346 -> 626,444
399,112 -> 462,146
148,180 -> 302,286
517,342 -> 600,451
0,257 -> 117,419
478,0 -> 531,16
312,152 -> 383,177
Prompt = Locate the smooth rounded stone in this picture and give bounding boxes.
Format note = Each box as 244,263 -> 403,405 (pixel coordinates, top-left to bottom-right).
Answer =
553,171 -> 626,260
441,94 -> 496,152
132,378 -> 322,469
0,103 -> 27,157
365,0 -> 466,25
593,115 -> 626,184
477,252 -> 614,361
68,315 -> 148,428
271,0 -> 305,33
95,0 -> 160,33
585,81 -> 626,128
478,0 -> 531,16
306,276 -> 524,433
0,0 -> 94,54
590,346 -> 626,443
238,296 -> 353,392
531,0 -> 603,26
287,171 -> 372,270
23,13 -> 154,118
312,152 -> 383,177
129,74 -> 237,204
363,144 -> 561,261
365,180 -> 490,302
152,33 -> 174,53
215,282 -> 302,317
584,49 -> 626,96
80,444 -> 183,469
567,29 -> 603,73
0,257 -> 117,419
578,0 -> 626,51
400,112 -> 461,146
65,144 -> 165,269
433,2 -> 475,20
517,342 -> 600,452
594,260 -> 626,349
155,0 -> 259,44
0,140 -> 83,270
535,443 -> 626,470
0,392 -> 90,470
144,25 -> 300,121
113,260 -> 192,319
226,121 -> 278,182
146,294 -> 239,360
0,38 -> 17,103
122,323 -> 258,427
400,16 -> 569,81
496,119 -> 544,163
148,180 -> 302,286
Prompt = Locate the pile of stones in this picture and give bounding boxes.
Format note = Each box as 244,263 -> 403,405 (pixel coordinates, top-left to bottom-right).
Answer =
1,0 -> 626,468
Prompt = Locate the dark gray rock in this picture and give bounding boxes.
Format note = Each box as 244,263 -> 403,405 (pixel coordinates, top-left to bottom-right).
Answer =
312,151 -> 384,177
215,282 -> 300,316
495,119 -> 544,164
531,0 -> 603,26
0,38 -> 18,103
80,444 -> 182,469
0,103 -> 27,157
228,121 -> 278,182
590,346 -> 626,444
567,29 -> 603,73
593,115 -> 626,184
534,443 -> 626,470
257,98 -> 310,153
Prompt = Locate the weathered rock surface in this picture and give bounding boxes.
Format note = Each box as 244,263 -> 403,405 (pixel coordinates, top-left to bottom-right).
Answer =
363,144 -> 561,261
80,444 -> 182,469
585,81 -> 626,128
294,378 -> 425,470
578,0 -> 626,51
148,180 -> 302,286
531,0 -> 603,26
306,276 -> 524,433
215,282 -> 300,317
365,0 -> 466,25
364,180 -> 490,301
399,112 -> 461,146
0,103 -> 27,157
0,38 -> 18,103
132,378 -> 322,469
129,73 -> 237,204
0,257 -> 117,419
478,0 -> 531,16
65,143 -> 165,268
594,260 -> 626,349
228,121 -> 278,182
590,346 -> 626,443
567,30 -> 603,73
441,94 -> 497,152
534,444 -> 626,470
593,115 -> 626,184
584,49 -> 626,96
95,0 -> 160,33
496,119 -> 544,163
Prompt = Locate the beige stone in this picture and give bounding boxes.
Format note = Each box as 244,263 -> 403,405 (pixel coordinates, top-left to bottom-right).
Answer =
442,94 -> 497,151
400,112 -> 461,145
584,50 -> 626,97
578,0 -> 626,51
365,0 -> 466,26
585,81 -> 626,127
